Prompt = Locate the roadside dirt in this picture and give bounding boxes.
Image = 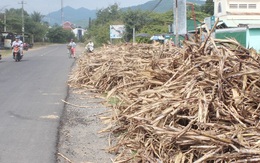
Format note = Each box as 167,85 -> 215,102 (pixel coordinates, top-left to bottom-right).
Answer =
57,89 -> 114,163
56,45 -> 115,163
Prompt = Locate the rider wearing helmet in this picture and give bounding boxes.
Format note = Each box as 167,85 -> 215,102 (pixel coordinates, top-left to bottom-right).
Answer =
12,36 -> 23,58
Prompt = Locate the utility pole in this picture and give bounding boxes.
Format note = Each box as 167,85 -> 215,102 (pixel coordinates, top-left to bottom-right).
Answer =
133,27 -> 135,44
174,0 -> 179,47
173,0 -> 187,47
1,6 -> 8,32
61,0 -> 64,25
4,11 -> 6,32
19,1 -> 26,42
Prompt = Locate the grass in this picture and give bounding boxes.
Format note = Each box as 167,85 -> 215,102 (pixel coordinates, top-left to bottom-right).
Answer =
0,49 -> 12,57
0,42 -> 51,58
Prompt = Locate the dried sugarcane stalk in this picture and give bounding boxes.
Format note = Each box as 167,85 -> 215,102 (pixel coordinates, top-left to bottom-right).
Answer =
68,33 -> 260,162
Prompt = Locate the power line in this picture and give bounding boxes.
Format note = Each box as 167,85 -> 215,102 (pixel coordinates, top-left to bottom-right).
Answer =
151,0 -> 163,11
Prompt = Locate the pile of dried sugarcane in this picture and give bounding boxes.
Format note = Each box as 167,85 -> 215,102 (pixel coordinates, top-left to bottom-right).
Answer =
68,36 -> 260,162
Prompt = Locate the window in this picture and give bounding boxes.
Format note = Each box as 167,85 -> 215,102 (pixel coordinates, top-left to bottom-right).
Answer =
218,2 -> 222,13
248,4 -> 256,9
239,4 -> 247,9
229,4 -> 238,9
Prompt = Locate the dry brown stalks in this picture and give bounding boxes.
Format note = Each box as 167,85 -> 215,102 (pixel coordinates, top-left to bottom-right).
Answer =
68,36 -> 260,162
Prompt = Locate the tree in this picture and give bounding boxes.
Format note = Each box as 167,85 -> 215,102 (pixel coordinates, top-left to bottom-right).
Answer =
3,8 -> 48,42
201,0 -> 214,16
5,8 -> 28,34
26,12 -> 48,42
0,13 -> 5,31
122,10 -> 151,42
86,3 -> 213,45
94,3 -> 122,26
86,4 -> 123,46
30,11 -> 44,23
46,27 -> 74,43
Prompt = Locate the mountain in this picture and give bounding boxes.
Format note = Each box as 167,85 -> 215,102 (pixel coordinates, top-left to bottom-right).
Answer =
44,6 -> 96,27
44,0 -> 205,28
125,0 -> 206,13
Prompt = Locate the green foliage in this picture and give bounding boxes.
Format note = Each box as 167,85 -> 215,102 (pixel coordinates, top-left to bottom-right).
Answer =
85,23 -> 110,46
26,20 -> 48,42
122,10 -> 152,42
122,10 -> 172,43
149,11 -> 173,25
46,27 -> 75,43
30,11 -> 44,23
0,13 -> 5,30
94,3 -> 122,26
201,0 -> 214,15
187,11 -> 210,22
86,2 -> 213,45
1,8 -> 48,43
86,3 -> 124,46
5,9 -> 25,33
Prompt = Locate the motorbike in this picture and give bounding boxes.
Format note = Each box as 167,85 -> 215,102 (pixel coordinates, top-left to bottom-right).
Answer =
13,45 -> 22,62
23,43 -> 29,51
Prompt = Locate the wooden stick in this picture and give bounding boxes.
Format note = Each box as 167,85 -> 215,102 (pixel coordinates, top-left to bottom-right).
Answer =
61,99 -> 96,109
57,153 -> 73,163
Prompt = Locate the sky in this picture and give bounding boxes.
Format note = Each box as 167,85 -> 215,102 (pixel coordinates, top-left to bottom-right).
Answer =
0,0 -> 152,14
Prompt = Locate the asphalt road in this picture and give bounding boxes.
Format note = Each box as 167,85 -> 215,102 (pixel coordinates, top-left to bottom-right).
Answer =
0,44 -> 75,163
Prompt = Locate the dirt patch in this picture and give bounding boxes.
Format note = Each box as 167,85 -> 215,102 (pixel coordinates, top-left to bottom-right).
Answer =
57,88 -> 114,163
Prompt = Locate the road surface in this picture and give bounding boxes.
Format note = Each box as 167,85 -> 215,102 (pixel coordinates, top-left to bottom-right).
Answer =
0,44 -> 74,163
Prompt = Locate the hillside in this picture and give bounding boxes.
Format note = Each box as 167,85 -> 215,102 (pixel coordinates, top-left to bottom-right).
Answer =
126,0 -> 206,12
44,0 -> 205,27
44,6 -> 96,27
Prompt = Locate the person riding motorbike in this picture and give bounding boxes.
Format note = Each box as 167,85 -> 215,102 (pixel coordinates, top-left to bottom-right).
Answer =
12,36 -> 23,59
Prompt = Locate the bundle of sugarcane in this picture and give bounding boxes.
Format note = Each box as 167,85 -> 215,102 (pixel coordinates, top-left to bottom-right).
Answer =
68,36 -> 260,162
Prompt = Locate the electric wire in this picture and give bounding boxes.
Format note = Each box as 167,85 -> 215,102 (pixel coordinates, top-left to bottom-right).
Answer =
151,0 -> 163,11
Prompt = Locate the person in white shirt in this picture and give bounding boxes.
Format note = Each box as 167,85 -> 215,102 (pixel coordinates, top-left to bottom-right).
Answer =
86,40 -> 94,52
12,36 -> 23,58
68,39 -> 76,58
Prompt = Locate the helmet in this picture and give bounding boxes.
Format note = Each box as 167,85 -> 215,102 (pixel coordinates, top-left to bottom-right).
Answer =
15,36 -> 20,39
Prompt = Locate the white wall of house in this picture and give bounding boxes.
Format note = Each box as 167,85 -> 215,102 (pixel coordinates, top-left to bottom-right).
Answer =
72,28 -> 86,40
214,0 -> 260,27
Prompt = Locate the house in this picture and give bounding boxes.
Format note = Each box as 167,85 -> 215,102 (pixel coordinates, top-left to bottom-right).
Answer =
72,28 -> 86,40
215,25 -> 260,51
214,0 -> 260,27
212,0 -> 260,51
62,21 -> 73,30
0,32 -> 15,49
62,21 -> 86,40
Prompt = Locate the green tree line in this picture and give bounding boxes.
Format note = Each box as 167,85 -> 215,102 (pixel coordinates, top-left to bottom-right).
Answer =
0,9 -> 49,42
0,8 -> 74,43
86,1 -> 213,46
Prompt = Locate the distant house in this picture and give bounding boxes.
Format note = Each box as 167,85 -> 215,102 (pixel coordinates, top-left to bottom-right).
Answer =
72,28 -> 86,40
213,1 -> 260,52
62,21 -> 86,40
62,21 -> 73,30
215,25 -> 260,51
214,0 -> 260,27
